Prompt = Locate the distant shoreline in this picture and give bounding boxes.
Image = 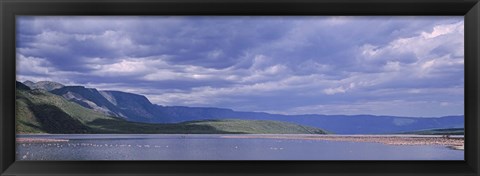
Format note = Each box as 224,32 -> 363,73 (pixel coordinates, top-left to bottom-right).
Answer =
221,134 -> 465,150
16,138 -> 69,143
16,134 -> 465,150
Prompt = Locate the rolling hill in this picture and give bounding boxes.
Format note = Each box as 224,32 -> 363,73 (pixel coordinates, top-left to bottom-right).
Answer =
86,119 -> 328,134
16,84 -> 116,133
153,106 -> 464,134
399,128 -> 464,135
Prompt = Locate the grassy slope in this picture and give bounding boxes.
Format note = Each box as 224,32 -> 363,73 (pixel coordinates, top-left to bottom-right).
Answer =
399,128 -> 464,135
16,89 -> 115,133
87,119 -> 328,134
16,89 -> 327,134
186,119 -> 327,134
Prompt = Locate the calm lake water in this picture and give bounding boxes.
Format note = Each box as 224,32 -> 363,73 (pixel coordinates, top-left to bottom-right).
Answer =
16,134 -> 463,160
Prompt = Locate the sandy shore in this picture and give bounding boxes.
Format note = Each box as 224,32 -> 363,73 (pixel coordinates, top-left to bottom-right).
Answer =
221,134 -> 464,150
16,138 -> 69,143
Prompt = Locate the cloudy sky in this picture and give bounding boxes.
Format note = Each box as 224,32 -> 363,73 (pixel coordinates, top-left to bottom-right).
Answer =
16,16 -> 464,117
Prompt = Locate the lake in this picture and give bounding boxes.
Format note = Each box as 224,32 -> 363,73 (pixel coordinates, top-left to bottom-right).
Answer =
16,134 -> 463,160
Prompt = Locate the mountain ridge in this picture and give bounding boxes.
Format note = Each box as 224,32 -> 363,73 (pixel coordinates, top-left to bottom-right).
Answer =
15,81 -> 328,134
23,80 -> 65,91
21,80 -> 465,134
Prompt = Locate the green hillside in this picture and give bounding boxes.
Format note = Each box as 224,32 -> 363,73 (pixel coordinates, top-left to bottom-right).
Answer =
399,128 -> 464,135
16,88 -> 116,133
184,119 -> 327,134
15,86 -> 327,134
87,119 -> 328,134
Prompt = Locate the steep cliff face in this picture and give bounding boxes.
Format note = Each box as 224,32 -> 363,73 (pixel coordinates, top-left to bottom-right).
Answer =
51,86 -> 127,118
99,90 -> 172,122
50,86 -> 172,122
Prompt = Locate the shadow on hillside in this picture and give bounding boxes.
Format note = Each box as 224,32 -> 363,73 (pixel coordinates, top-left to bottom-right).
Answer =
29,104 -> 92,133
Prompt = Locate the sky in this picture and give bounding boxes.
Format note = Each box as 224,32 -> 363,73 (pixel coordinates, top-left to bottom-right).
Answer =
16,16 -> 464,117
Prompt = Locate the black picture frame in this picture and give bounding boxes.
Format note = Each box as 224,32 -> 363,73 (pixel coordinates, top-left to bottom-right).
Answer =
1,0 -> 479,175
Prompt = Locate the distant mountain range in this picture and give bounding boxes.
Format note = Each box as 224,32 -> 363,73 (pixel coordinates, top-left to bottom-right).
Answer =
18,80 -> 464,134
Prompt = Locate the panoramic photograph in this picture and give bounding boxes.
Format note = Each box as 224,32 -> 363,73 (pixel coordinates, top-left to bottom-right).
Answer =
15,16 -> 464,160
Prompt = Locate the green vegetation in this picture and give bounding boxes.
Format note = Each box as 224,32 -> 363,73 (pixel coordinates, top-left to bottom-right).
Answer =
399,128 -> 464,135
184,119 -> 327,134
16,88 -> 115,134
87,119 -> 328,134
16,87 -> 328,134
